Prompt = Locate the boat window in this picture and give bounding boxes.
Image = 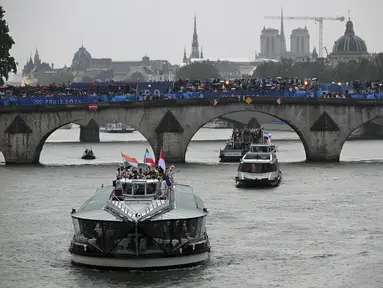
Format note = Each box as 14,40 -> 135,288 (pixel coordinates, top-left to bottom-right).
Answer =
238,163 -> 276,173
132,183 -> 145,196
250,146 -> 270,153
122,183 -> 133,195
244,153 -> 271,160
146,183 -> 157,195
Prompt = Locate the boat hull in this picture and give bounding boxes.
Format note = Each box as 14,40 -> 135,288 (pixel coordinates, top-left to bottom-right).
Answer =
70,250 -> 210,270
100,129 -> 135,134
235,176 -> 281,188
82,155 -> 96,160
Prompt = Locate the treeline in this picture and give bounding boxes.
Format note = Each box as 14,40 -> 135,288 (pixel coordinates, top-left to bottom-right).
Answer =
253,55 -> 383,83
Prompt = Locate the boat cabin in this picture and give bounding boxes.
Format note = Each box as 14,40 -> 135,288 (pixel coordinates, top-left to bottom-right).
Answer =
112,179 -> 162,200
238,149 -> 279,174
250,144 -> 276,153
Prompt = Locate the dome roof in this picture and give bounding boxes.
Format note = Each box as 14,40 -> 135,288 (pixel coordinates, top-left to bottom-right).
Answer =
332,20 -> 368,54
72,45 -> 92,63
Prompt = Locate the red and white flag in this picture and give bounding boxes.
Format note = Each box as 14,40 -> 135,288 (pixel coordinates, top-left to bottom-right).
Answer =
158,150 -> 166,171
88,103 -> 98,111
144,148 -> 156,168
276,98 -> 283,105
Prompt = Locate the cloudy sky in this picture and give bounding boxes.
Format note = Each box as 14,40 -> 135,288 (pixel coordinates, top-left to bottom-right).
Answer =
2,0 -> 381,71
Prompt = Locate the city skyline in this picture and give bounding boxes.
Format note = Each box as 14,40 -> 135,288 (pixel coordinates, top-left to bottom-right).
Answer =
2,0 -> 382,70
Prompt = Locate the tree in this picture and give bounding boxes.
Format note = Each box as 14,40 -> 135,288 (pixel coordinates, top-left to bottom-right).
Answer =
177,61 -> 220,80
0,6 -> 17,85
253,57 -> 383,83
37,72 -> 74,85
81,76 -> 94,83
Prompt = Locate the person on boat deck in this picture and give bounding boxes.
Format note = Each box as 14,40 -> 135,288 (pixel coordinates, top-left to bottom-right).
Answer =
160,176 -> 168,198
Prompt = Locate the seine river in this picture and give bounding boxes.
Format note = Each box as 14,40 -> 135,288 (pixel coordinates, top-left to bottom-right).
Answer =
0,126 -> 382,288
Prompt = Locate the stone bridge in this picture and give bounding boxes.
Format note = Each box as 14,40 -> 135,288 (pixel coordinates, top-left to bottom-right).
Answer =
0,97 -> 383,165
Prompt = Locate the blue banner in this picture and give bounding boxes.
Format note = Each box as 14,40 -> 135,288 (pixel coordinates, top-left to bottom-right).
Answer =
2,91 -> 383,107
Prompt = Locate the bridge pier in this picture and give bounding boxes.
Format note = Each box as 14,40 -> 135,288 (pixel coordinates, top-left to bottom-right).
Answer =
1,136 -> 40,165
79,120 -> 100,143
151,132 -> 188,163
303,131 -> 344,163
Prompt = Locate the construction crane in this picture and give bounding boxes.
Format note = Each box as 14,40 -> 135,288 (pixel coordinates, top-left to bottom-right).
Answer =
264,15 -> 345,58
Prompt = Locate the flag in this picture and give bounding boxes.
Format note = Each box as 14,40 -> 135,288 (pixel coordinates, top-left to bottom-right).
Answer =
164,175 -> 172,187
276,98 -> 283,105
212,99 -> 218,106
88,103 -> 98,111
121,153 -> 139,168
158,150 -> 166,171
144,148 -> 156,167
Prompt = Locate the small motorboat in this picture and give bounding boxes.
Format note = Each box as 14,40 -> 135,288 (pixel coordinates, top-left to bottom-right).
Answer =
82,149 -> 96,160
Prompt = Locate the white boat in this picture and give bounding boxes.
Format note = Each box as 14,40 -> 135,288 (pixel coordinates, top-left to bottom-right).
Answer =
203,119 -> 232,129
69,169 -> 210,270
235,144 -> 282,187
60,123 -> 73,129
100,122 -> 135,133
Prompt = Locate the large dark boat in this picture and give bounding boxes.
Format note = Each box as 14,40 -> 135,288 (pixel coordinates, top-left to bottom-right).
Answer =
219,128 -> 271,162
69,167 -> 210,269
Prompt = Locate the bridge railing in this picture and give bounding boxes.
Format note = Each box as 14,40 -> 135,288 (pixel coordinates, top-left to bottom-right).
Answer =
1,91 -> 383,107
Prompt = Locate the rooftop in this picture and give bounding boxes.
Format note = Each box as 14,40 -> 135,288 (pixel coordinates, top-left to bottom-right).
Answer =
72,183 -> 207,222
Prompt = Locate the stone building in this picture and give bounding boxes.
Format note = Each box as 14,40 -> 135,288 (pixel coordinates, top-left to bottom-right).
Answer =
22,49 -> 54,84
290,27 -> 310,59
70,45 -> 175,82
329,18 -> 369,64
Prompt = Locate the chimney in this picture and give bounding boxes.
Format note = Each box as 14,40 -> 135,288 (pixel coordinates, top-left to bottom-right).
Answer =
51,63 -> 54,70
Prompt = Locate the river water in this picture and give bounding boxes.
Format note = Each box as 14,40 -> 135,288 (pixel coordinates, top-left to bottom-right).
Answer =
0,126 -> 382,288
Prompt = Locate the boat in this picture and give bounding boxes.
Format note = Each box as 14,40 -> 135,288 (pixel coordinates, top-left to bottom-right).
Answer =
100,122 -> 135,133
203,119 -> 232,129
219,128 -> 271,162
235,143 -> 282,187
81,149 -> 96,160
60,123 -> 73,129
68,165 -> 211,270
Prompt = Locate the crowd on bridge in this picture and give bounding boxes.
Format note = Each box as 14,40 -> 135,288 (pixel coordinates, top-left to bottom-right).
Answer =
170,77 -> 321,93
0,82 -> 138,97
1,78 -> 381,104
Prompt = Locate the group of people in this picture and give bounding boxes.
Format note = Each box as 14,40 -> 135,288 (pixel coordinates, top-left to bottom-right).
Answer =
0,83 -> 139,97
116,164 -> 173,183
84,149 -> 94,155
224,127 -> 269,150
1,78 -> 380,101
170,77 -> 321,93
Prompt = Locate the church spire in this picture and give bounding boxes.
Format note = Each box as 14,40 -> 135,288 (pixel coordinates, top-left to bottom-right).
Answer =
280,7 -> 286,53
34,48 -> 41,66
191,13 -> 200,58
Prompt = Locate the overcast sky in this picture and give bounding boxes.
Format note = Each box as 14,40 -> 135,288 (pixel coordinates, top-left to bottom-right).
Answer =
2,0 -> 381,71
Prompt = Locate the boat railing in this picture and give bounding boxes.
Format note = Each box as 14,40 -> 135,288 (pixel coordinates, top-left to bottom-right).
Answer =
136,187 -> 175,222
103,194 -> 137,222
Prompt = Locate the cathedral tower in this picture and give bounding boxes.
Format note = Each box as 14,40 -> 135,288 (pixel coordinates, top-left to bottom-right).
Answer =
190,14 -> 200,59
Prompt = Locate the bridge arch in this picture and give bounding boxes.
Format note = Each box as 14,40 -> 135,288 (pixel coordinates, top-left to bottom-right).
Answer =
178,104 -> 311,163
340,116 -> 383,160
33,109 -> 157,164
